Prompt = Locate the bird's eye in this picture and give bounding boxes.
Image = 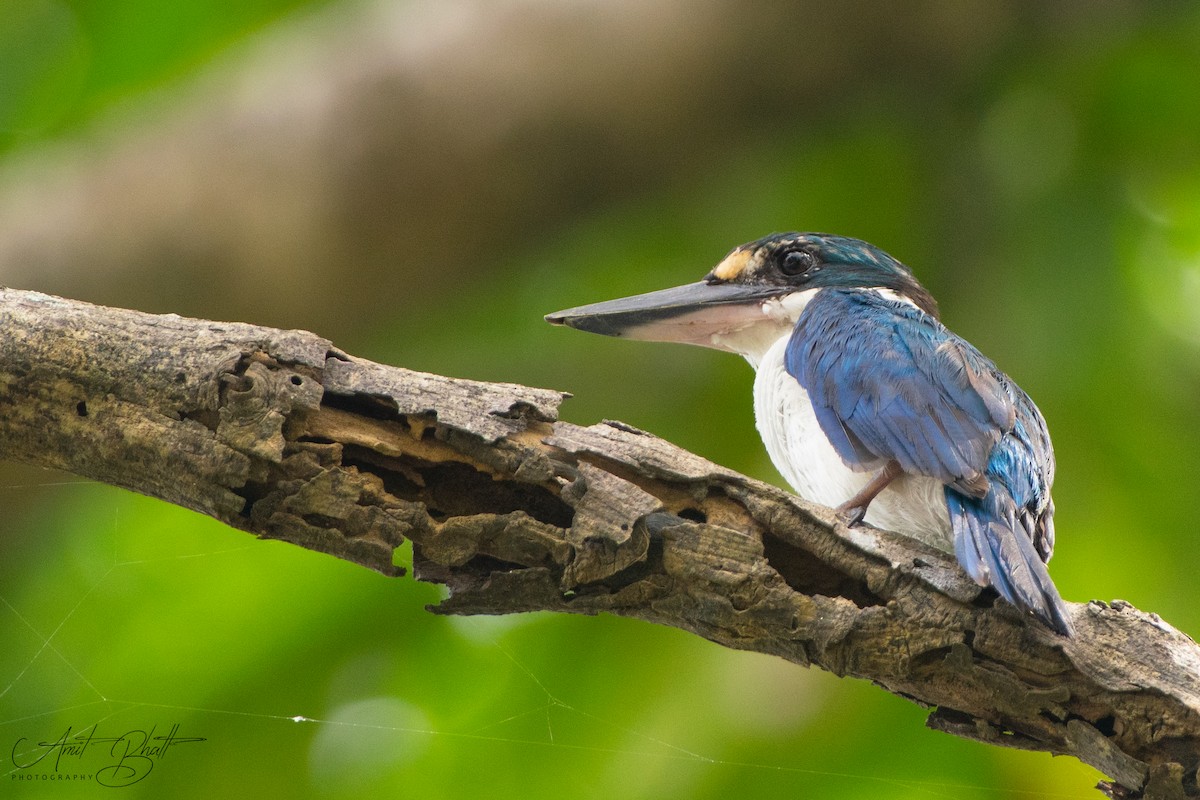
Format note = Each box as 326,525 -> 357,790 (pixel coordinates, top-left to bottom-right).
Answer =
779,248 -> 816,276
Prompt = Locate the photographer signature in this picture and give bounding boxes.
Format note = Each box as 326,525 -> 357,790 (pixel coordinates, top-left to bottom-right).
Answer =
11,723 -> 205,787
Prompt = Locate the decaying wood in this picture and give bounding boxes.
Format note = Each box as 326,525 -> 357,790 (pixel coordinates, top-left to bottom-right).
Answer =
0,287 -> 1196,799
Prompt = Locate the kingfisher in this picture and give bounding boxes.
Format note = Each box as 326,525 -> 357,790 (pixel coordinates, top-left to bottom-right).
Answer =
546,233 -> 1072,636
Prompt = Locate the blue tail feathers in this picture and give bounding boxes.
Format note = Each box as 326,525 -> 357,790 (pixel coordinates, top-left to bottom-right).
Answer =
948,484 -> 1072,636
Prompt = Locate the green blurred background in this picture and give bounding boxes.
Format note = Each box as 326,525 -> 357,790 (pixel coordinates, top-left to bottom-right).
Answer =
2,1 -> 1199,797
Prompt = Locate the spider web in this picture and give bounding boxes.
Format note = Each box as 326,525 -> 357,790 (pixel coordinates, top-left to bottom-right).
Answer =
0,472 -> 1099,799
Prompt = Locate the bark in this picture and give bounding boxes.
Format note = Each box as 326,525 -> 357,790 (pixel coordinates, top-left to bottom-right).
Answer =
0,286 -> 1196,799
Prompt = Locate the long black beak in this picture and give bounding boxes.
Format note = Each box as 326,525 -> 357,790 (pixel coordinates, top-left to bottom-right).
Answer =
545,281 -> 786,347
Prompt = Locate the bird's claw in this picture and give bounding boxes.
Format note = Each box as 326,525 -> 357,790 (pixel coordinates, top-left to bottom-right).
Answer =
836,503 -> 868,527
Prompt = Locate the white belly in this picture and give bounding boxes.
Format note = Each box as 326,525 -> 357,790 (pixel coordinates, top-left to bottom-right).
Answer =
753,334 -> 953,551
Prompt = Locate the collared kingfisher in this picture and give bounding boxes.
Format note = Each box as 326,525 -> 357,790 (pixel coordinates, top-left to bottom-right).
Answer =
546,233 -> 1072,636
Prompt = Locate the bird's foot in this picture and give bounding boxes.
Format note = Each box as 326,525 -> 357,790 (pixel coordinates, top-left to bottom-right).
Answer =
835,501 -> 868,527
833,460 -> 902,528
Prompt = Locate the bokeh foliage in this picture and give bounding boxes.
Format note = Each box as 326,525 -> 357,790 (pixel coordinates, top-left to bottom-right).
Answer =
2,1 -> 1200,798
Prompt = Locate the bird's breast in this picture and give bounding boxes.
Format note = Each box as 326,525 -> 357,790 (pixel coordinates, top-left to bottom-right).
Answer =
752,318 -> 954,552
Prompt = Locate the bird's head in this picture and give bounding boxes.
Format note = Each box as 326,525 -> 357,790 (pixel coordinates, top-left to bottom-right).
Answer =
546,233 -> 938,360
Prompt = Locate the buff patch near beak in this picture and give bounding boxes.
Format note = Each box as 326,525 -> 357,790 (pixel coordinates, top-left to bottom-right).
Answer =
710,248 -> 753,281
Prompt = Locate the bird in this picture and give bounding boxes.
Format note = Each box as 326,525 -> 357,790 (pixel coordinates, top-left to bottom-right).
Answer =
545,232 -> 1072,636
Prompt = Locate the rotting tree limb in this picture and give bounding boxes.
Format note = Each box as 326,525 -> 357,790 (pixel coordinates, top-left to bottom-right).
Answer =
0,287 -> 1196,799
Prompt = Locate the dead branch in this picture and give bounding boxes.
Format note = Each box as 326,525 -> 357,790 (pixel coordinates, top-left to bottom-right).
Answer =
0,287 -> 1195,799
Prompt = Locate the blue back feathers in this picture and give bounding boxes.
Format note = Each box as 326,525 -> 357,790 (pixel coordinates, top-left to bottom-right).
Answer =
786,289 -> 1012,495
786,287 -> 1070,634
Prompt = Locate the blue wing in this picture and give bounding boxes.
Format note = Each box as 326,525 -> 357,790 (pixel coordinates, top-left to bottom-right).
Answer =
949,414 -> 1068,634
786,289 -> 1070,634
786,289 -> 1014,494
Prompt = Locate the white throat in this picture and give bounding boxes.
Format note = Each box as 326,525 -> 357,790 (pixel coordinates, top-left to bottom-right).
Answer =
709,289 -> 819,368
